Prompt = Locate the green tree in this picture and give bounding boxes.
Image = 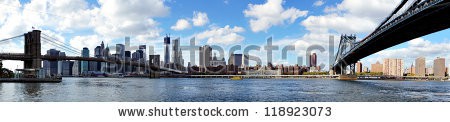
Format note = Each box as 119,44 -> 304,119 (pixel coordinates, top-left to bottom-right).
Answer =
0,60 -> 14,78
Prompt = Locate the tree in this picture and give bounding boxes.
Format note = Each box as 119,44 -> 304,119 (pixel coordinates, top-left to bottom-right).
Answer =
0,60 -> 14,78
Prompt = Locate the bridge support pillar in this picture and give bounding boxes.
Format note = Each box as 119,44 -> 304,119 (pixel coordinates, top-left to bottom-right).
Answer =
149,55 -> 160,78
23,30 -> 42,78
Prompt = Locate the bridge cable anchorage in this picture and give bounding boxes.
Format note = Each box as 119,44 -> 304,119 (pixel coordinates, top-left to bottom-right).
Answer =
41,37 -> 82,55
41,33 -> 83,52
40,37 -> 81,54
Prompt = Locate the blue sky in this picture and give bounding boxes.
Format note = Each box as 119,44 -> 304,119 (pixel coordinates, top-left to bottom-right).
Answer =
0,0 -> 449,71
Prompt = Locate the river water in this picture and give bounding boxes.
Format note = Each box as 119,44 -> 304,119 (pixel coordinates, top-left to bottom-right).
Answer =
1,78 -> 450,102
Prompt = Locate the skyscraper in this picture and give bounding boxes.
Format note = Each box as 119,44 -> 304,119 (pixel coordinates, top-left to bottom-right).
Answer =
172,38 -> 180,65
149,46 -> 154,55
383,58 -> 403,76
199,45 -> 212,71
139,45 -> 146,61
81,47 -> 89,74
125,37 -> 130,51
309,53 -> 317,67
415,57 -> 425,76
433,57 -> 445,77
116,44 -> 125,59
43,49 -> 62,76
164,35 -> 170,67
228,53 -> 243,68
94,46 -> 102,58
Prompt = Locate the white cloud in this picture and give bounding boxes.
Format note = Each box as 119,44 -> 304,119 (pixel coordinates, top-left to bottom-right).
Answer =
243,0 -> 308,32
171,19 -> 191,31
170,19 -> 191,31
192,11 -> 209,26
313,0 -> 325,7
196,25 -> 245,45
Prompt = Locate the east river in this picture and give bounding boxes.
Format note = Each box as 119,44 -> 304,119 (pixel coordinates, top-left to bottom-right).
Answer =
1,78 -> 450,102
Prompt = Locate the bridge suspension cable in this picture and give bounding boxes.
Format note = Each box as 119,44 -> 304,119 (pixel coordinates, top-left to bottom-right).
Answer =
41,33 -> 82,52
0,34 -> 24,43
41,37 -> 82,55
41,33 -> 95,57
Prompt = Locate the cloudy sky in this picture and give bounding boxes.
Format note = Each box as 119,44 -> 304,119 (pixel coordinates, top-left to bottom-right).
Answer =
0,0 -> 449,70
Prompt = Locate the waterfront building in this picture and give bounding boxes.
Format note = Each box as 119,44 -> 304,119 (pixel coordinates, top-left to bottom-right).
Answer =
125,51 -> 132,73
125,36 -> 130,51
228,53 -> 243,68
433,57 -> 445,77
57,52 -> 65,75
72,61 -> 80,76
383,58 -> 403,76
116,44 -> 125,59
356,61 -> 362,73
210,53 -> 226,67
172,38 -> 180,65
410,64 -> 415,75
199,45 -> 212,72
415,57 -> 426,76
81,47 -> 89,74
149,46 -> 154,55
62,61 -> 73,76
309,53 -> 317,67
43,49 -> 62,76
371,61 -> 383,73
426,66 -> 433,76
139,45 -> 146,61
363,66 -> 369,72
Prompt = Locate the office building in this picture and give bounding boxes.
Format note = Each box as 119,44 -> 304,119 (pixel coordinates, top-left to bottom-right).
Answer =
81,47 -> 89,74
172,38 -> 181,65
164,35 -> 170,67
125,36 -> 130,51
116,44 -> 125,59
383,58 -> 404,76
433,57 -> 445,77
149,46 -> 154,55
415,57 -> 425,76
228,53 -> 243,68
139,45 -> 146,61
199,45 -> 212,69
43,49 -> 62,76
62,61 -> 73,76
309,53 -> 317,67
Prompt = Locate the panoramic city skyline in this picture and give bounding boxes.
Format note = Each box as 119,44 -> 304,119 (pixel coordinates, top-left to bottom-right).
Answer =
0,0 -> 449,71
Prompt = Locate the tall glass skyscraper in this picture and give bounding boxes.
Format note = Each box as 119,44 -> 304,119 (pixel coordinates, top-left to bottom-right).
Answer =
81,47 -> 89,74
164,35 -> 170,67
116,44 -> 125,59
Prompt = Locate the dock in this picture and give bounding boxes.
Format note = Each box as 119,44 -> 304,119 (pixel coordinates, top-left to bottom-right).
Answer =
0,78 -> 62,83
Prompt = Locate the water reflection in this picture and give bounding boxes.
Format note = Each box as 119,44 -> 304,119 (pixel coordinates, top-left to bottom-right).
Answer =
23,84 -> 41,97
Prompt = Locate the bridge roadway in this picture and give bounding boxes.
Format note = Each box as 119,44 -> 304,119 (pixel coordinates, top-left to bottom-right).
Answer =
0,53 -> 185,73
334,0 -> 450,69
